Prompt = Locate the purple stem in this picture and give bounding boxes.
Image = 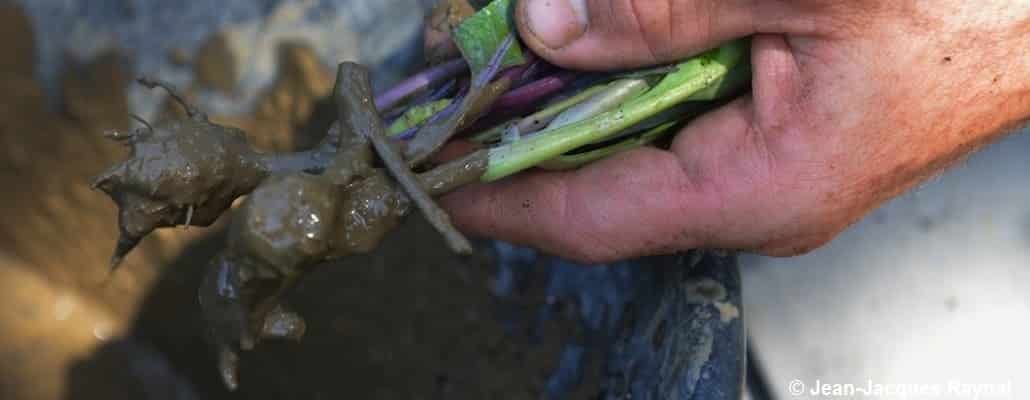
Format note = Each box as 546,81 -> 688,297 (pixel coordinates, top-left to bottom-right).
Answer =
374,59 -> 468,111
457,71 -> 580,135
495,64 -> 527,85
516,60 -> 548,86
492,71 -> 578,110
473,35 -> 514,88
493,51 -> 539,84
393,126 -> 418,140
427,78 -> 458,102
382,103 -> 411,125
381,37 -> 544,144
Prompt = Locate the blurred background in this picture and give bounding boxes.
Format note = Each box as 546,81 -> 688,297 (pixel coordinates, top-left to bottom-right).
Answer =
0,0 -> 1026,399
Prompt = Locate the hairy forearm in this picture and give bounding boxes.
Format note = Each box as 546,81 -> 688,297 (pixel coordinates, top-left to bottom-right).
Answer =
924,4 -> 1030,173
820,2 -> 1030,240
837,3 -> 1026,169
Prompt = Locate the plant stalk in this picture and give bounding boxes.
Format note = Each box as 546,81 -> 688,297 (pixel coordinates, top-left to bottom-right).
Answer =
481,40 -> 747,181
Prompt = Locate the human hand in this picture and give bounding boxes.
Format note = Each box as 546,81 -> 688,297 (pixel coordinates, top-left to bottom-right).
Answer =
442,0 -> 1030,263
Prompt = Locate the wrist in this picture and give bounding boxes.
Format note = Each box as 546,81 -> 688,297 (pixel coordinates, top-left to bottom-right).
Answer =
887,2 -> 1030,158
931,2 -> 1030,138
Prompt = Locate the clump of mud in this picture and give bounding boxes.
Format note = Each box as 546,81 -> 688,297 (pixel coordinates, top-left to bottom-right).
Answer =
0,3 -> 601,399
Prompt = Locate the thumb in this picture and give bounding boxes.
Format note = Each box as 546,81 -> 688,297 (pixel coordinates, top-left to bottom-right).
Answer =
516,0 -> 757,70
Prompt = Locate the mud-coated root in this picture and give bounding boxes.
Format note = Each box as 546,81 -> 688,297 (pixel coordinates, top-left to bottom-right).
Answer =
198,166 -> 412,390
93,80 -> 345,273
95,61 -> 496,391
199,251 -> 307,390
334,62 -> 473,254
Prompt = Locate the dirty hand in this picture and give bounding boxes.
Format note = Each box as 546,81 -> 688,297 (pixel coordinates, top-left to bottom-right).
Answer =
443,0 -> 1030,263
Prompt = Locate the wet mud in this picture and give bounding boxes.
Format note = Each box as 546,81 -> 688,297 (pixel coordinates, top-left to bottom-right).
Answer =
0,4 -> 572,398
90,55 -> 499,384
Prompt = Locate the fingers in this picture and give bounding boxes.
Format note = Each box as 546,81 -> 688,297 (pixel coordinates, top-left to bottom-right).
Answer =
441,147 -> 711,262
669,35 -> 848,255
515,0 -> 758,70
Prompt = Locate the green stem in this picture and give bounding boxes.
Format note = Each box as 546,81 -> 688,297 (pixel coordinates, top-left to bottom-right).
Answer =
687,57 -> 752,101
468,82 -> 611,144
535,58 -> 752,170
481,40 -> 747,182
544,78 -> 650,131
537,120 -> 680,170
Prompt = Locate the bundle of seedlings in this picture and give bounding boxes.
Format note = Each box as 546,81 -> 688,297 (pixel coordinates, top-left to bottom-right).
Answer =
92,0 -> 751,389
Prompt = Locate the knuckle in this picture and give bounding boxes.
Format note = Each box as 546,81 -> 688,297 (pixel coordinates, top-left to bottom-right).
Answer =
634,0 -> 725,61
623,0 -> 675,62
680,0 -> 717,48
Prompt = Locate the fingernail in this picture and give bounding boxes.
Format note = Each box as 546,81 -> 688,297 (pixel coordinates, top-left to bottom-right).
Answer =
523,0 -> 588,50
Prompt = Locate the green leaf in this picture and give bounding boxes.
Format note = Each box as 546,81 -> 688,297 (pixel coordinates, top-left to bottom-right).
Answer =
453,0 -> 524,73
